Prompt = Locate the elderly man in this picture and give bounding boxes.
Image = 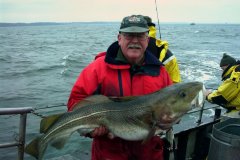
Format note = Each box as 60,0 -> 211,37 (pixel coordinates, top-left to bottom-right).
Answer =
67,15 -> 172,160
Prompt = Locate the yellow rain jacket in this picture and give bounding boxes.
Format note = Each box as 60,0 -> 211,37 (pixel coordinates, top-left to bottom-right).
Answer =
207,63 -> 240,112
148,26 -> 181,83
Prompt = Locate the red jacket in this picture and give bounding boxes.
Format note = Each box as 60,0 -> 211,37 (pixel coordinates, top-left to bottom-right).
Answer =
67,41 -> 172,160
67,42 -> 172,111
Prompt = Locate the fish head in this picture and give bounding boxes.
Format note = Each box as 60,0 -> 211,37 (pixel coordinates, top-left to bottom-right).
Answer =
191,83 -> 206,108
152,81 -> 204,129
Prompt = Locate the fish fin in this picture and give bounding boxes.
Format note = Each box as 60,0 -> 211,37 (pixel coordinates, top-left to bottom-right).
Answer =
25,136 -> 40,159
142,123 -> 157,144
73,95 -> 138,110
50,135 -> 70,150
142,111 -> 157,144
40,113 -> 63,133
73,95 -> 112,110
108,96 -> 137,102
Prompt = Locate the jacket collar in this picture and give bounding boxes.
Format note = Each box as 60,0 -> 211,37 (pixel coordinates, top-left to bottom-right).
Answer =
222,61 -> 240,81
105,41 -> 163,66
104,41 -> 163,76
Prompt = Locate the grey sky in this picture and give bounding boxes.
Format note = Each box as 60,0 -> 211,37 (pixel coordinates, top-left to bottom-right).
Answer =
1,0 -> 240,23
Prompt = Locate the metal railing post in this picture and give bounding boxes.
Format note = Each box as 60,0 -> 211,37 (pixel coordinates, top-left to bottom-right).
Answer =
0,107 -> 33,160
18,113 -> 27,160
197,102 -> 205,124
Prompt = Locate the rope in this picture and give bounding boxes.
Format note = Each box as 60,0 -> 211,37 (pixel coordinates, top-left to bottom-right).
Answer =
36,103 -> 66,110
0,103 -> 66,119
31,109 -> 46,118
1,103 -> 221,119
186,105 -> 221,114
154,0 -> 162,39
31,103 -> 67,118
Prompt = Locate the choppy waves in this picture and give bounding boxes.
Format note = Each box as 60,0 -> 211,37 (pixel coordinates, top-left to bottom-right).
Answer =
0,23 -> 240,159
1,22 -> 239,112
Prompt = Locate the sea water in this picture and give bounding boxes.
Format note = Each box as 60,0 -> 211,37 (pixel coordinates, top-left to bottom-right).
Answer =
0,22 -> 240,159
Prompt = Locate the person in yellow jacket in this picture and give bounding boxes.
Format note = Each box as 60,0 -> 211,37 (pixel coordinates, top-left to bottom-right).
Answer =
143,16 -> 181,83
142,16 -> 181,160
206,53 -> 240,116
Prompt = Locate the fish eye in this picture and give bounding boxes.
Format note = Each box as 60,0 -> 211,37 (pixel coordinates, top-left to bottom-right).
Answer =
179,91 -> 186,98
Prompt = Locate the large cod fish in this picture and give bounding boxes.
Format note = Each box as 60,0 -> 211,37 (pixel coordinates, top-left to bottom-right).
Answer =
25,82 -> 204,159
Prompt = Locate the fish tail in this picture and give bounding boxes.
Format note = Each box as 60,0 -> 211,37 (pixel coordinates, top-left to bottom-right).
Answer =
25,136 -> 45,160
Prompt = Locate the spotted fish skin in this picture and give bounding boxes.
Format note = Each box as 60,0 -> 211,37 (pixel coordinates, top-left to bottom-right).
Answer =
25,81 -> 203,160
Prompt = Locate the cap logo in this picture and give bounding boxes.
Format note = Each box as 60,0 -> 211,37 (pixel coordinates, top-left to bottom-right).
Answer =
128,16 -> 141,23
119,15 -> 149,33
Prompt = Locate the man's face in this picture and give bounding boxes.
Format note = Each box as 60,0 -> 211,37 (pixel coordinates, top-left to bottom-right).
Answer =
118,32 -> 149,65
221,65 -> 228,71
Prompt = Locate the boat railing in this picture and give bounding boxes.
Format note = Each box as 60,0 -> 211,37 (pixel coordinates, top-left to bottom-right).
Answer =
0,104 -> 222,160
0,107 -> 33,160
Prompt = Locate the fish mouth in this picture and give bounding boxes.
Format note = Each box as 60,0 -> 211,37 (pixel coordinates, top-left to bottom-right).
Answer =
157,123 -> 174,130
191,90 -> 204,108
156,116 -> 181,130
190,83 -> 205,108
155,119 -> 176,130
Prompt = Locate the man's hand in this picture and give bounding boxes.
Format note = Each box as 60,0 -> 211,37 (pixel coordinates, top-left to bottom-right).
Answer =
91,126 -> 109,137
204,89 -> 212,97
204,89 -> 212,101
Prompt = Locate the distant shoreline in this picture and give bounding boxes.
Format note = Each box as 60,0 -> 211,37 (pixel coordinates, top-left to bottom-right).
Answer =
0,22 -> 65,27
0,22 -> 120,27
1,22 -> 239,27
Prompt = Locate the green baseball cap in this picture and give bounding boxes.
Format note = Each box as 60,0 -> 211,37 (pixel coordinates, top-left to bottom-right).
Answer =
143,15 -> 156,27
119,15 -> 149,33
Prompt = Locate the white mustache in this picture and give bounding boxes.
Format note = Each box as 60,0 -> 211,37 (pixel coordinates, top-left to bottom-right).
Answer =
128,44 -> 141,49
